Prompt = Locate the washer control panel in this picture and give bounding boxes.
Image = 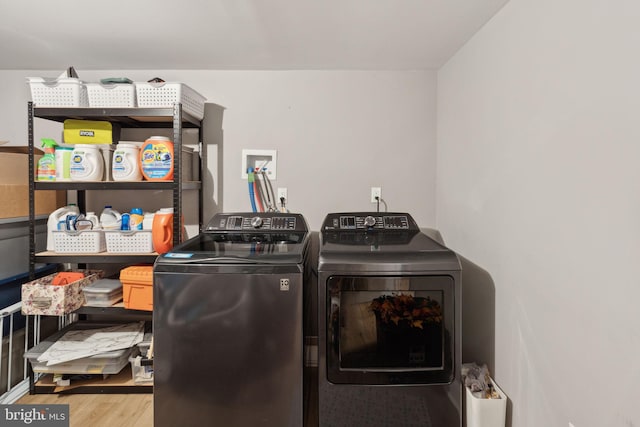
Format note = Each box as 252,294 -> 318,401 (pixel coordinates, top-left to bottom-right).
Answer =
206,213 -> 306,232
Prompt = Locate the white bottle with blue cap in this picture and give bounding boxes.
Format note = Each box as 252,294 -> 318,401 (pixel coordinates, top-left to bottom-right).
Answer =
99,205 -> 121,230
46,204 -> 79,251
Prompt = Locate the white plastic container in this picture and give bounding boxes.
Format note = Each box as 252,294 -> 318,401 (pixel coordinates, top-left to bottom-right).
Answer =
134,82 -> 206,120
99,205 -> 122,230
55,147 -> 73,181
27,77 -> 89,107
143,213 -> 155,230
70,144 -> 104,181
465,379 -> 507,427
85,212 -> 99,230
52,230 -> 106,253
112,142 -> 142,181
86,82 -> 136,108
83,278 -> 123,307
130,355 -> 154,384
46,205 -> 80,251
105,230 -> 154,253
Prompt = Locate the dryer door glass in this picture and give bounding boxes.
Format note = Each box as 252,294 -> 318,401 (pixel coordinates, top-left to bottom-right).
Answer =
327,275 -> 455,385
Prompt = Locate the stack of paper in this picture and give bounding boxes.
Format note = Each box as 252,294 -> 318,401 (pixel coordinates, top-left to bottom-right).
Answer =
37,322 -> 145,366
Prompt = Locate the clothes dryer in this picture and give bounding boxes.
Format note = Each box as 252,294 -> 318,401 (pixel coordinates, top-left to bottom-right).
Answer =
317,212 -> 462,427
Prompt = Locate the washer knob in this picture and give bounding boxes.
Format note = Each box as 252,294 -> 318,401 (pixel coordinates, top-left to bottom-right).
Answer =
250,216 -> 263,228
364,215 -> 376,228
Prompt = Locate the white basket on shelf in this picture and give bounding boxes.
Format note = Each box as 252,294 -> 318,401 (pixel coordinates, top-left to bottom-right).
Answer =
52,230 -> 106,253
135,82 -> 206,120
27,77 -> 89,107
86,83 -> 136,107
105,230 -> 154,253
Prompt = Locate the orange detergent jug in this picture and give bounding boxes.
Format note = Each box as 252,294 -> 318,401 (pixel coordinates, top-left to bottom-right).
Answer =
140,136 -> 174,181
152,208 -> 180,254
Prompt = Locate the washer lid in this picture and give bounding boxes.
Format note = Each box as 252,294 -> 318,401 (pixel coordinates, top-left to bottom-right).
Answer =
156,230 -> 309,265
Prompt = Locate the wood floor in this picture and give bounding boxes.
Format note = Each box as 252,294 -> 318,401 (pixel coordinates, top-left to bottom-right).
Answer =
15,368 -> 318,426
16,393 -> 153,427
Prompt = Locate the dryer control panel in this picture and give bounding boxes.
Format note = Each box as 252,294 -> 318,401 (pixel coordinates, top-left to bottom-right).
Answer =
321,212 -> 419,231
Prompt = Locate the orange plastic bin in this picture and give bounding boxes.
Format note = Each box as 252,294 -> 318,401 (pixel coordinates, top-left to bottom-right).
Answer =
120,265 -> 153,311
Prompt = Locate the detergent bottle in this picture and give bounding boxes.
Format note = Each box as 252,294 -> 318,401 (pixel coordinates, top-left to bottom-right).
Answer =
99,205 -> 122,230
46,204 -> 80,251
37,138 -> 58,181
152,208 -> 185,254
70,144 -> 104,181
140,136 -> 174,181
112,142 -> 142,181
85,212 -> 99,229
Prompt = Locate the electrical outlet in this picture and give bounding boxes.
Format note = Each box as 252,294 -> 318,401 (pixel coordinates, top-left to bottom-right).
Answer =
277,187 -> 287,202
370,187 -> 381,203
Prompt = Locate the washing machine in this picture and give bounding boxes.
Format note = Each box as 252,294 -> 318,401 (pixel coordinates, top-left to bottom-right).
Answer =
153,212 -> 311,427
317,212 -> 462,427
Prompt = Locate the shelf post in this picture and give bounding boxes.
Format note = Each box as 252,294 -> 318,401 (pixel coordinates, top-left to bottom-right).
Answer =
172,103 -> 182,247
28,102 -> 36,280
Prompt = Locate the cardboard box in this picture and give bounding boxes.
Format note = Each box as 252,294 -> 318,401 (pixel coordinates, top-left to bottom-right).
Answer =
21,270 -> 104,316
0,147 -> 66,219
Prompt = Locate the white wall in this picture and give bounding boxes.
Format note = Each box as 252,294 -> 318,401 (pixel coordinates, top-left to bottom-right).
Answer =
0,70 -> 437,230
437,0 -> 640,426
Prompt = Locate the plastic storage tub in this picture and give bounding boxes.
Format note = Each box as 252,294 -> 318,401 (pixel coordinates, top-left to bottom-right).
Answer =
27,77 -> 89,107
130,355 -> 153,384
52,230 -> 106,253
105,230 -> 154,253
134,82 -> 206,120
24,322 -> 134,374
83,278 -> 123,307
85,82 -> 136,107
120,265 -> 153,311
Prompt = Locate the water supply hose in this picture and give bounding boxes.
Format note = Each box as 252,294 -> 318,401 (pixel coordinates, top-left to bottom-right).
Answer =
254,180 -> 264,212
248,169 -> 257,213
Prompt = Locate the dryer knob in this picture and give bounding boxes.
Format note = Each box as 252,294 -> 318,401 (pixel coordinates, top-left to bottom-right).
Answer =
364,215 -> 376,228
250,216 -> 263,228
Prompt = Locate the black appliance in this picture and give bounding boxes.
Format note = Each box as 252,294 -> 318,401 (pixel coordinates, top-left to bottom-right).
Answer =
153,212 -> 311,427
317,212 -> 462,427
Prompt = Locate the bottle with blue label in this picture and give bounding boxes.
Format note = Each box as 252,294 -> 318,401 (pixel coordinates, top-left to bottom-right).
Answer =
140,136 -> 174,181
112,142 -> 142,181
130,208 -> 144,230
70,144 -> 104,181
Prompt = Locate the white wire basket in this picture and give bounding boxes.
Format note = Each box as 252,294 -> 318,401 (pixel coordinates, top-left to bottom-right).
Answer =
105,230 -> 154,253
86,83 -> 136,107
135,82 -> 206,120
27,77 -> 89,107
52,230 -> 106,253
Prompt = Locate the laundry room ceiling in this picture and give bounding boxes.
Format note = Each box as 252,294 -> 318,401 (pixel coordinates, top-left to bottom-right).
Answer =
0,0 -> 508,70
